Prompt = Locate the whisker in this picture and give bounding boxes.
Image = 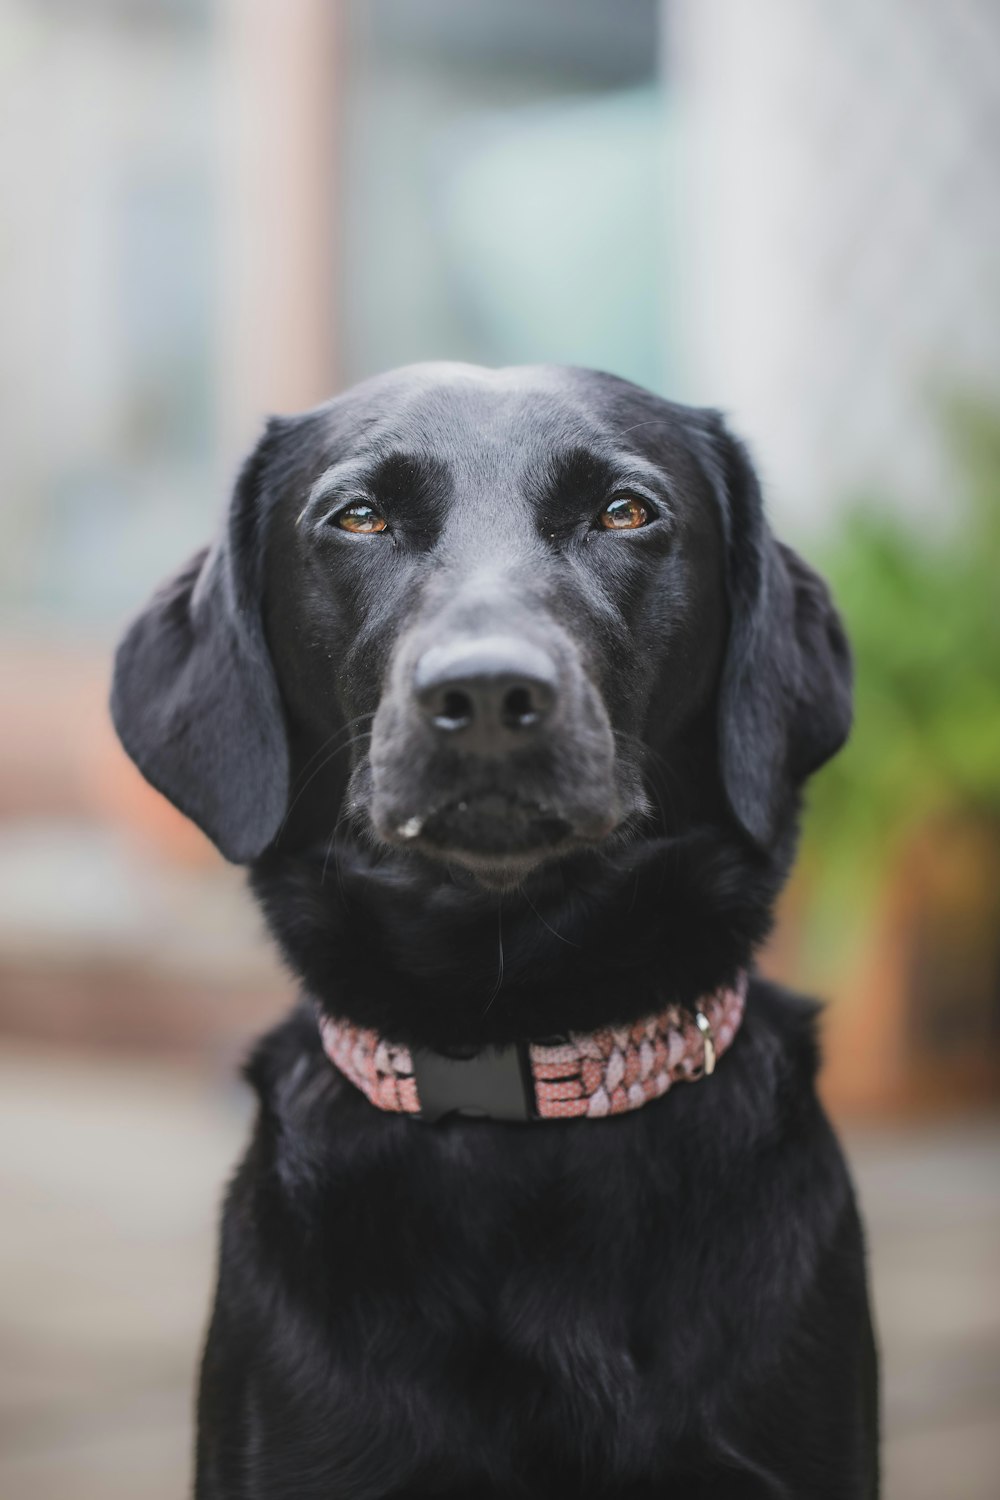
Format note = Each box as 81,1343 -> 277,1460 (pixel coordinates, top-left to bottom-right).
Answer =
291,713 -> 375,790
612,727 -> 682,832
614,417 -> 675,440
321,803 -> 356,887
521,887 -> 579,947
480,900 -> 505,1018
610,728 -> 684,904
278,730 -> 372,837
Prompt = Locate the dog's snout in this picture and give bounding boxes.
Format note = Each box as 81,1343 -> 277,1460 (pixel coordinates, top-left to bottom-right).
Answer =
414,636 -> 557,751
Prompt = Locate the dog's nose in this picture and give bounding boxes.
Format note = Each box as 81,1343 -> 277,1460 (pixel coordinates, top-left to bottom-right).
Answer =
414,636 -> 557,751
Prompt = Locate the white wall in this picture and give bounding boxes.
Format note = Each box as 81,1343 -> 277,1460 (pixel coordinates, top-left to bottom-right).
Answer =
664,0 -> 1000,530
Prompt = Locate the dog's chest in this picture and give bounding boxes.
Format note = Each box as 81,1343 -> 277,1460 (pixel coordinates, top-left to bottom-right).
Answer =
206,1005 -> 870,1497
248,1069 -> 785,1472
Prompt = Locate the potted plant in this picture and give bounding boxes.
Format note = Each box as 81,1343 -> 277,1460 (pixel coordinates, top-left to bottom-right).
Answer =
768,402 -> 1000,1116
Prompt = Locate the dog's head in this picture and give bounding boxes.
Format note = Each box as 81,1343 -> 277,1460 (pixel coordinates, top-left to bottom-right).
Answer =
112,364 -> 851,880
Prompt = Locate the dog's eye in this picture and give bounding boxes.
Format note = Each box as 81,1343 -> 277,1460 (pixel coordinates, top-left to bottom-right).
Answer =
333,503 -> 388,535
596,495 -> 651,531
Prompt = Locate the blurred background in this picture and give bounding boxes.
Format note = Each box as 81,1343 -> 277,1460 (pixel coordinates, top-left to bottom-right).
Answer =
0,1 -> 998,1495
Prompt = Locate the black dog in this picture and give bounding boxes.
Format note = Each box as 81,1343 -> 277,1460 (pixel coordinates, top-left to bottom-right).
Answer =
111,364 -> 878,1498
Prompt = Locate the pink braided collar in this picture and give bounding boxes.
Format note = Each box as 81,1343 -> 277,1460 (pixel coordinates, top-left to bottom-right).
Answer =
317,972 -> 747,1123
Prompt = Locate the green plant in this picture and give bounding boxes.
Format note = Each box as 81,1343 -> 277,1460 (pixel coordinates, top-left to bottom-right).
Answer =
799,401 -> 1000,972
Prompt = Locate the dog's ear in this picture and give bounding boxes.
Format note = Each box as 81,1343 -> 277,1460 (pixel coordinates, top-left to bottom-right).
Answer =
700,413 -> 853,847
110,424 -> 290,862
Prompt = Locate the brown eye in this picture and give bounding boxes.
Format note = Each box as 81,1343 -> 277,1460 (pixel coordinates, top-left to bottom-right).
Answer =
597,495 -> 651,531
335,503 -> 388,535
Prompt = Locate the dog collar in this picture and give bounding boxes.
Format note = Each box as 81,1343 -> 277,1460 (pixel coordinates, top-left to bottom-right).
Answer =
317,972 -> 747,1123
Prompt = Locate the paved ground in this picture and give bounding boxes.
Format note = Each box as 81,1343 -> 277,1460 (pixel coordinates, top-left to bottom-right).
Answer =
0,1042 -> 997,1499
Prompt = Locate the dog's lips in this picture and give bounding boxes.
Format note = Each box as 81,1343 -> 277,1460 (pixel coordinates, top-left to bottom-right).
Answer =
379,791 -> 617,866
430,795 -> 567,847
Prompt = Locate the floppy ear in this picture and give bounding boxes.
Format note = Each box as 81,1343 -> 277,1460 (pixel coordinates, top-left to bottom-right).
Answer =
702,414 -> 853,847
110,428 -> 290,863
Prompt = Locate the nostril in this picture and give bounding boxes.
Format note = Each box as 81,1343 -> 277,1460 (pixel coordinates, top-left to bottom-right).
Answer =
501,684 -> 543,730
414,637 -> 559,743
434,688 -> 474,732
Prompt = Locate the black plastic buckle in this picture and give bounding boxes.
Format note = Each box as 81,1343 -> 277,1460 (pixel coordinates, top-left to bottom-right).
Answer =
411,1040 -> 536,1123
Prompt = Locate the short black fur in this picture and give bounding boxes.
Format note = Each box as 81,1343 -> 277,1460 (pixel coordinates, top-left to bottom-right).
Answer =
111,363 -> 877,1498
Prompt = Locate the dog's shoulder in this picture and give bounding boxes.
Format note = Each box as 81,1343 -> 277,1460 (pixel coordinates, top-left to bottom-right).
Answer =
741,974 -> 825,1090
238,1001 -> 356,1190
242,999 -> 325,1102
716,975 -> 843,1171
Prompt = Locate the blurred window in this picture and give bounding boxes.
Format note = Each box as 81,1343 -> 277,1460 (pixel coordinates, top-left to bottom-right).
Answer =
0,0 -> 215,631
340,0 -> 666,392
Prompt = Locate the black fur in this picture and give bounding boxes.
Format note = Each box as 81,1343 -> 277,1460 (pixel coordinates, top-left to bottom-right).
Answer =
111,440 -> 290,862
110,364 -> 877,1497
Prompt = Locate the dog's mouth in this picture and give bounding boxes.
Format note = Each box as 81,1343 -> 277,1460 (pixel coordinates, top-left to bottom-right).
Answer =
378,790 -> 618,878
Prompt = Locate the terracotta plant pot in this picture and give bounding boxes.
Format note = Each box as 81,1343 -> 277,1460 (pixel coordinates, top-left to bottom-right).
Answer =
764,815 -> 1000,1120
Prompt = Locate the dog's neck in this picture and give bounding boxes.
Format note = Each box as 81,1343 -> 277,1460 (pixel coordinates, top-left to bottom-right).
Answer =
252,814 -> 790,1053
